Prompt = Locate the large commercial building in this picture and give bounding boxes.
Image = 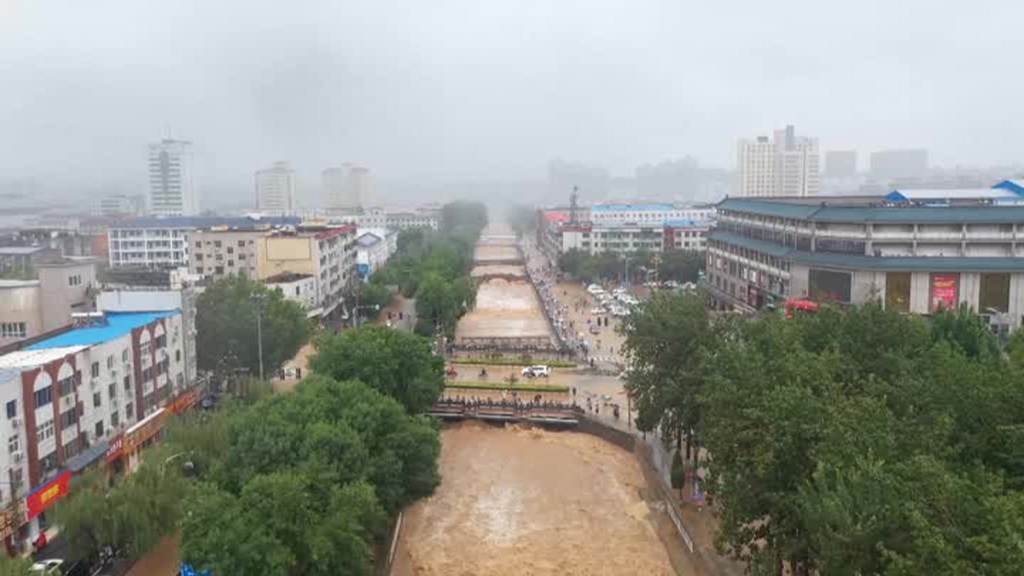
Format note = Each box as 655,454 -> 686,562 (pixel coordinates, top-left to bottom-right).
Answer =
148,138 -> 198,216
0,307 -> 195,546
738,125 -> 820,198
705,188 -> 1024,332
255,162 -> 296,214
107,216 -> 300,269
0,259 -> 99,348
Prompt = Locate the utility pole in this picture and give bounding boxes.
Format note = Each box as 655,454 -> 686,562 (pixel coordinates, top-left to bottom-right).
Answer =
251,292 -> 266,382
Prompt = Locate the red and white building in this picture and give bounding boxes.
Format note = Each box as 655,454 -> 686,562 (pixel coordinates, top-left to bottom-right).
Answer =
0,308 -> 194,549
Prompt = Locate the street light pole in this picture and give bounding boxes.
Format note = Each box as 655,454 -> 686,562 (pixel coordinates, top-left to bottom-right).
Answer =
624,256 -> 632,289
251,292 -> 265,382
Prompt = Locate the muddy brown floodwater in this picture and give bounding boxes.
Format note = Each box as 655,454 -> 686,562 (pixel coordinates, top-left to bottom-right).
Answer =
392,422 -> 676,576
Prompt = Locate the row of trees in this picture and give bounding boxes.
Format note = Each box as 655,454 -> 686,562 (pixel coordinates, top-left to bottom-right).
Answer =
558,248 -> 704,284
622,293 -> 1024,575
54,327 -> 444,575
370,201 -> 487,337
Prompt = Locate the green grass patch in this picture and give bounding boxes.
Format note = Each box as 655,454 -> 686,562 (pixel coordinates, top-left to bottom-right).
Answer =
444,382 -> 570,393
451,357 -> 576,368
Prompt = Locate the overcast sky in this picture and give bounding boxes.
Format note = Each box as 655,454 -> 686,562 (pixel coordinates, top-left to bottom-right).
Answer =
1,0 -> 1021,193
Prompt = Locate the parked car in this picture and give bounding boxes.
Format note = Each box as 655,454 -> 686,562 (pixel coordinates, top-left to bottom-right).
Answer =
586,284 -> 604,294
589,307 -> 605,315
30,559 -> 63,574
521,365 -> 551,377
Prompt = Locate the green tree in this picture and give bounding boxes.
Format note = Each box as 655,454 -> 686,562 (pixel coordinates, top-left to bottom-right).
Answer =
308,327 -> 444,414
0,555 -> 34,576
658,249 -> 704,283
195,275 -> 311,377
359,282 -> 392,314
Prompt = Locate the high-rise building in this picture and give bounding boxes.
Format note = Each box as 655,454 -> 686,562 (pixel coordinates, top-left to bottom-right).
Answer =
323,163 -> 370,210
824,150 -> 858,178
147,138 -> 198,216
255,161 -> 296,214
738,125 -> 820,197
870,149 -> 929,181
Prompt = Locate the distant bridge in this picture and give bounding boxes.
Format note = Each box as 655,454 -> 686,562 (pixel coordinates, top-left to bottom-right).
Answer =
428,402 -> 580,426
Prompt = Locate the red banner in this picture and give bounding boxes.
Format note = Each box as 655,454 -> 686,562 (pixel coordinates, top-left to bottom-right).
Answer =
167,390 -> 198,414
931,274 -> 958,312
105,434 -> 124,463
26,471 -> 71,519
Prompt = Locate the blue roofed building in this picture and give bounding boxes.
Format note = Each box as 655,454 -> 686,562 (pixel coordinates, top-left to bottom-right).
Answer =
0,306 -> 193,544
705,193 -> 1024,333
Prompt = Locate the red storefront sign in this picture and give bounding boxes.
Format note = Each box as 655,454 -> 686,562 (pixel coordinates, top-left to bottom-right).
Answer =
167,390 -> 198,414
26,471 -> 71,519
931,274 -> 959,312
105,435 -> 124,464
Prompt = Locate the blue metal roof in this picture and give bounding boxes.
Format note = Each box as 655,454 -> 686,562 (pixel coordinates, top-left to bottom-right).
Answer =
993,180 -> 1024,195
664,219 -> 713,228
26,311 -> 178,350
708,230 -> 792,258
591,203 -> 674,212
717,198 -> 822,219
111,216 -> 301,229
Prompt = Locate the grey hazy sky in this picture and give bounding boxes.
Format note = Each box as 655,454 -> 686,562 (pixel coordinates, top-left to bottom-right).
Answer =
1,0 -> 1022,191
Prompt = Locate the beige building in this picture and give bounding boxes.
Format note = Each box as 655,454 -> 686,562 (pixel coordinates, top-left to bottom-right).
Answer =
187,229 -> 267,281
0,259 -> 98,347
187,225 -> 358,318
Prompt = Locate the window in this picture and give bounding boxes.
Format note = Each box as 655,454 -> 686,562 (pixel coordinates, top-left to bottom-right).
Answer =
122,349 -> 129,363
124,375 -> 131,391
237,240 -> 245,247
111,410 -> 120,428
142,367 -> 153,382
34,386 -> 53,408
36,420 -> 54,442
140,341 -> 151,356
125,403 -> 134,420
106,355 -> 114,370
214,240 -> 221,248
195,241 -> 201,248
91,362 -> 100,378
95,421 -> 104,439
58,375 -> 74,397
175,350 -> 181,362
8,435 -> 19,455
39,453 -> 57,474
0,323 -> 27,339
93,392 -> 101,408
60,409 -> 79,429
226,246 -> 234,254
108,383 -> 116,400
5,400 -> 15,419
63,438 -> 81,460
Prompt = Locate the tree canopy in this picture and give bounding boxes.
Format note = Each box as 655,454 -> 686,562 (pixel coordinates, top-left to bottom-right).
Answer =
621,294 -> 1024,575
308,326 -> 445,414
195,275 -> 310,376
558,248 -> 704,284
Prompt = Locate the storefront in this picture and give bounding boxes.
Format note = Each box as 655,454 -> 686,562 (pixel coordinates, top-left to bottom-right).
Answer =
106,408 -> 168,476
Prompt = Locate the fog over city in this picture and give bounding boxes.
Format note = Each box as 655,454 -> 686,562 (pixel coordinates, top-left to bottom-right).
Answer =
1,0 -> 1022,204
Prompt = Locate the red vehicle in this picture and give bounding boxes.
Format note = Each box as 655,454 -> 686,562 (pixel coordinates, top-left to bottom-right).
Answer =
784,299 -> 819,319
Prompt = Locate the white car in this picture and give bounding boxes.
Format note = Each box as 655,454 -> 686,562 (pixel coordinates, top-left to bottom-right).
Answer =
586,284 -> 604,294
521,365 -> 551,377
589,307 -> 605,315
30,560 -> 63,574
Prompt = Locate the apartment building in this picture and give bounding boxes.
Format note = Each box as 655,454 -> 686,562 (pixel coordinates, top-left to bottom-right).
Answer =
148,138 -> 198,217
588,203 -> 716,227
0,259 -> 99,347
186,229 -> 266,281
539,203 -> 715,257
108,216 -> 300,268
0,308 -> 191,543
705,189 -> 1024,332
738,125 -> 820,198
258,225 -> 357,318
355,228 -> 397,279
255,162 -> 296,214
265,273 -> 318,315
0,247 -> 60,275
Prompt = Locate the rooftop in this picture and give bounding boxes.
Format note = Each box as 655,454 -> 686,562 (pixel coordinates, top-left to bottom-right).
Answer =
265,272 -> 313,284
112,216 -> 302,230
664,219 -> 714,228
355,232 -> 383,247
591,203 -> 675,212
26,311 -> 178,351
718,197 -> 1024,224
886,188 -> 1023,203
0,279 -> 39,288
0,346 -> 86,369
0,246 -> 51,255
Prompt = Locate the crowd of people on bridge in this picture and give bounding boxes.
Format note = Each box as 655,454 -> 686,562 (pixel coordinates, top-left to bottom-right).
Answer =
436,396 -> 580,414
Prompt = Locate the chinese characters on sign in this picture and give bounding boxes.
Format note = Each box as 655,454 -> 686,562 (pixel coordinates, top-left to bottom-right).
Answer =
931,274 -> 959,312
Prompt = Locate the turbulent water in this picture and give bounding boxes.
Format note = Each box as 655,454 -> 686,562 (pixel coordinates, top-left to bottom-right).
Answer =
392,422 -> 676,576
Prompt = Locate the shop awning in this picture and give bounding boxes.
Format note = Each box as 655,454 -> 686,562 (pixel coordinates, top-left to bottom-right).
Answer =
66,439 -> 111,473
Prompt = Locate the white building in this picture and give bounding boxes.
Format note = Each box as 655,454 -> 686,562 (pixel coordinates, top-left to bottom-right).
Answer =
93,194 -> 145,217
738,125 -> 819,198
107,216 -> 301,269
588,203 -> 715,227
355,228 -> 398,279
148,138 -> 198,216
255,162 -> 296,214
265,273 -> 318,316
323,164 -> 370,210
0,308 -> 192,543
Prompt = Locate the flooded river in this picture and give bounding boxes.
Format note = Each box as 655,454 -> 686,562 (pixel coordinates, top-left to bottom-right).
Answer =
391,422 -> 676,576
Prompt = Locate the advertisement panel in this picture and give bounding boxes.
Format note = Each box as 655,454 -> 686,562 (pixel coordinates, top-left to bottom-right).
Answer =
26,471 -> 71,519
931,274 -> 959,312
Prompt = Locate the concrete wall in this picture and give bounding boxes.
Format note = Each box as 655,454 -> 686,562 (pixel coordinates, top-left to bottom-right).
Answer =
38,261 -> 97,333
259,237 -> 316,278
0,283 -> 42,346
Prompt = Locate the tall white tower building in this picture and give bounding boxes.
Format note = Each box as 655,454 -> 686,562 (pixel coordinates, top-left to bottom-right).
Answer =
148,138 -> 198,215
255,161 -> 296,214
738,125 -> 819,198
323,163 -> 370,210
